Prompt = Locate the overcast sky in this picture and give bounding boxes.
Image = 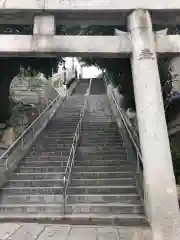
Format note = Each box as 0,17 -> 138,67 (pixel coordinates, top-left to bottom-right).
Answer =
61,57 -> 102,78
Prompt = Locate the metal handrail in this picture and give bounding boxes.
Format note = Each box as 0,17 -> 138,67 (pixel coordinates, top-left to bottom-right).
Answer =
102,73 -> 142,161
111,92 -> 142,159
63,98 -> 87,212
110,90 -> 143,172
0,93 -> 63,164
110,89 -> 145,202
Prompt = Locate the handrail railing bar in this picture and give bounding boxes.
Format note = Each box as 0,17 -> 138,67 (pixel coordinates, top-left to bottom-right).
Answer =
111,91 -> 142,163
0,94 -> 62,161
63,98 -> 87,198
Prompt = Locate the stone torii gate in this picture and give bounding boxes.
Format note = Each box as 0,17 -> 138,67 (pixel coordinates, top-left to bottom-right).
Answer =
0,1 -> 180,239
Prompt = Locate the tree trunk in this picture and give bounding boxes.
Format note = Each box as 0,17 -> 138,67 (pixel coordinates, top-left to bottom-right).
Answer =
0,78 -> 12,124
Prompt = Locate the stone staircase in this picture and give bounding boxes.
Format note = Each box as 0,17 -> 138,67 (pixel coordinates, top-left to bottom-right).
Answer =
0,95 -> 85,218
0,78 -> 147,227
65,109 -> 147,225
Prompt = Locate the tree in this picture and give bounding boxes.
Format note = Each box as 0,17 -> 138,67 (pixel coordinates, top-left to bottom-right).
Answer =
0,25 -> 62,124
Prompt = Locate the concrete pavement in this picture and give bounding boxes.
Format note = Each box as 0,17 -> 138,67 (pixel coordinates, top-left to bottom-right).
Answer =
0,223 -> 151,240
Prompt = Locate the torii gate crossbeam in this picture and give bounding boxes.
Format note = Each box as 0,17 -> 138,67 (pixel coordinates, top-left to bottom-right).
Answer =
0,0 -> 180,25
0,34 -> 180,57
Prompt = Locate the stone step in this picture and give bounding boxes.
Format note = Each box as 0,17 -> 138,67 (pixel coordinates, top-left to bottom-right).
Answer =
65,203 -> 144,215
7,179 -> 64,188
41,139 -> 74,143
33,143 -> 72,148
51,115 -> 80,118
82,126 -> 118,129
46,128 -> 78,132
0,212 -> 148,225
74,160 -> 133,167
1,186 -> 137,195
68,186 -> 137,194
73,166 -> 134,172
52,115 -> 80,118
23,155 -> 68,162
31,146 -> 72,152
76,155 -> 127,160
81,128 -> 119,132
78,146 -> 126,152
1,187 -> 63,194
0,194 -> 64,204
80,132 -> 120,136
47,122 -> 79,125
48,121 -> 79,124
11,172 -> 66,181
49,118 -> 81,121
0,203 -> 144,215
7,178 -> 135,188
16,166 -> 133,174
21,159 -> 131,167
44,136 -> 74,139
45,131 -> 76,134
80,136 -> 123,141
20,161 -> 67,167
67,194 -> 142,204
77,151 -> 127,156
16,166 -> 67,173
81,128 -> 119,131
79,142 -> 124,147
11,171 -> 134,181
79,138 -> 123,142
72,171 -> 134,179
31,151 -> 70,157
46,128 -> 77,132
0,194 -> 141,205
70,178 -> 135,186
0,204 -> 64,214
82,122 -> 117,126
45,134 -> 75,137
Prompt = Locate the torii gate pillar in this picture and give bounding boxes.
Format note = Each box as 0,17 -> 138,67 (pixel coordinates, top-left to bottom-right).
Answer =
128,9 -> 180,240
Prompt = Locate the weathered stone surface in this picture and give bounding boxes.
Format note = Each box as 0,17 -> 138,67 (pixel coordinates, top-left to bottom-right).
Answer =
0,223 -> 21,240
0,0 -> 179,25
0,224 -> 152,240
68,227 -> 96,240
8,223 -> 45,240
3,0 -> 180,11
0,34 -> 179,58
38,225 -> 71,240
97,227 -> 119,240
33,15 -> 55,35
0,35 -> 131,58
4,0 -> 45,9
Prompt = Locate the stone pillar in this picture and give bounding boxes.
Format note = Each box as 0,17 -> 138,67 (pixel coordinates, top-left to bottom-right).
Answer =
128,9 -> 180,240
33,15 -> 55,35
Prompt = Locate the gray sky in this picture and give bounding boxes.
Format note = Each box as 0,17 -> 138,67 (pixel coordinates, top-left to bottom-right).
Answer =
63,57 -> 102,78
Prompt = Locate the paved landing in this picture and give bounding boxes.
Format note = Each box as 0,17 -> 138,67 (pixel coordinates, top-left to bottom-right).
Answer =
0,223 -> 151,240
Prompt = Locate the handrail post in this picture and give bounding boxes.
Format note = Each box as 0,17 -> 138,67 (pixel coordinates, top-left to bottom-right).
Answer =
63,175 -> 66,216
